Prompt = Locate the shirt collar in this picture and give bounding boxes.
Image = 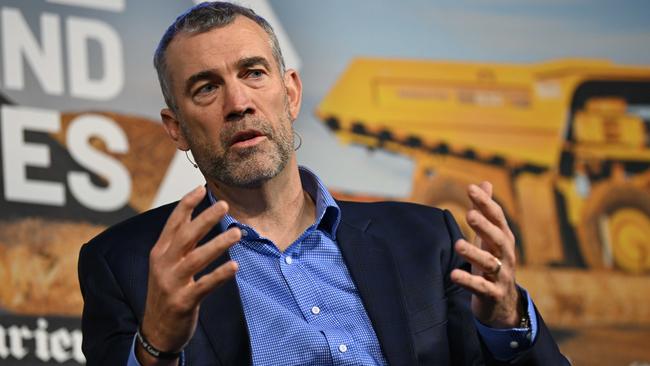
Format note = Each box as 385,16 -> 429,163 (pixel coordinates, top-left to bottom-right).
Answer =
207,166 -> 341,239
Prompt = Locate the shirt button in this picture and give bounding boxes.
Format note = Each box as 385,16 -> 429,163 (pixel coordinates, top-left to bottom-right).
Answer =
338,344 -> 348,353
241,229 -> 248,237
526,332 -> 532,341
509,341 -> 519,349
284,256 -> 293,265
311,306 -> 320,315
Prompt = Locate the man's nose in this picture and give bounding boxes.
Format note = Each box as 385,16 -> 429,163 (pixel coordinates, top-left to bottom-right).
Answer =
223,82 -> 254,122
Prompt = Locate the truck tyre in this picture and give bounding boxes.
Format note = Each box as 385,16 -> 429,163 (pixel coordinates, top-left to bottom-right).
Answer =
411,174 -> 474,241
578,185 -> 650,274
411,174 -> 524,261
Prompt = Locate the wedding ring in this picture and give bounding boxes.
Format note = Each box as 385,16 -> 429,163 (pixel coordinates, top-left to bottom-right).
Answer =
486,258 -> 502,276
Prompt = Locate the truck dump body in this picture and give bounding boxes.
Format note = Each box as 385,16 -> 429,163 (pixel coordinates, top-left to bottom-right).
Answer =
316,58 -> 650,170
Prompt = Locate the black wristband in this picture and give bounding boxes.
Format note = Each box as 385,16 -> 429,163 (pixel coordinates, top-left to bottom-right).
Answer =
136,327 -> 182,360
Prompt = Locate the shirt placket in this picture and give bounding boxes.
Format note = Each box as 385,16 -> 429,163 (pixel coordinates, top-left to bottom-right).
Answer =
279,232 -> 362,366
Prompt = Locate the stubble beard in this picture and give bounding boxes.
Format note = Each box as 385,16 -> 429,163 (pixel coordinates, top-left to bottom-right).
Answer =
186,112 -> 294,189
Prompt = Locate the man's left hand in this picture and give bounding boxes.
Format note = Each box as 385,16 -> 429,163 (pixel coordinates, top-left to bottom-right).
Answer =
450,181 -> 522,328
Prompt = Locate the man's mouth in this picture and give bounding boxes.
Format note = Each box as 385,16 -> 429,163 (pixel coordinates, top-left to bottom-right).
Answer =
229,129 -> 267,148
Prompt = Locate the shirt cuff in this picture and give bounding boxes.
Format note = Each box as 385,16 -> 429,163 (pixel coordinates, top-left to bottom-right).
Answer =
473,287 -> 539,361
128,335 -> 186,366
128,336 -> 142,366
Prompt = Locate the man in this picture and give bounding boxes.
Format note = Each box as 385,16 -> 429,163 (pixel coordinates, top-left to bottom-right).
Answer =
78,2 -> 569,365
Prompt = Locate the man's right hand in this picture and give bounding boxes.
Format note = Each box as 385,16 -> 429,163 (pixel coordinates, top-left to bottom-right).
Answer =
136,186 -> 241,365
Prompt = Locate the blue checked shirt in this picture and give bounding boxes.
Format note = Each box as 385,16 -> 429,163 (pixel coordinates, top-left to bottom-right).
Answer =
128,166 -> 537,365
220,167 -> 387,365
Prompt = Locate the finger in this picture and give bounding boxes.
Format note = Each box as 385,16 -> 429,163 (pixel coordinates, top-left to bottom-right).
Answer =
465,209 -> 507,258
169,200 -> 229,258
467,184 -> 510,233
450,268 -> 500,300
192,260 -> 239,302
478,181 -> 493,197
157,186 -> 207,251
469,182 -> 491,248
455,239 -> 503,276
178,227 -> 242,277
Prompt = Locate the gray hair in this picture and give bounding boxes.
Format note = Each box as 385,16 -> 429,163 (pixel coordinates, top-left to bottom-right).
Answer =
153,1 -> 286,110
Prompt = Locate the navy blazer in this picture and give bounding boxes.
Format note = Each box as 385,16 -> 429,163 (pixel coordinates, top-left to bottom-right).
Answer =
78,196 -> 567,365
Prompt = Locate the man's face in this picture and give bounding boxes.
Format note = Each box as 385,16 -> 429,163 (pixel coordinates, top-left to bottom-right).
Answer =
161,16 -> 302,188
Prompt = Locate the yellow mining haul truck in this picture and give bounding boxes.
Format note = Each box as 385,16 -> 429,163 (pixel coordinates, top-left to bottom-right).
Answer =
316,58 -> 650,274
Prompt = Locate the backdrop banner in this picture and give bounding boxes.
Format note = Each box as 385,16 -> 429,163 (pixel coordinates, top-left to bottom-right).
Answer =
1,1 -> 649,365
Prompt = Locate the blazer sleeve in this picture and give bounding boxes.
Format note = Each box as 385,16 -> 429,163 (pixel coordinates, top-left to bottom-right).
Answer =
78,242 -> 139,366
441,210 -> 570,366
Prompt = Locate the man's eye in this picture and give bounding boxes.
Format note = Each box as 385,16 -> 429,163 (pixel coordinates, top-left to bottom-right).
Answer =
247,70 -> 264,78
196,84 -> 216,95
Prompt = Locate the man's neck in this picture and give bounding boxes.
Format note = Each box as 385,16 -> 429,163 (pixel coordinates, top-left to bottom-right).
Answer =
207,161 -> 316,252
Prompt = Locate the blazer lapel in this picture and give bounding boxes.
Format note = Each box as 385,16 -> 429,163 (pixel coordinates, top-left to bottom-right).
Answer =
192,196 -> 251,365
196,254 -> 250,365
336,217 -> 417,366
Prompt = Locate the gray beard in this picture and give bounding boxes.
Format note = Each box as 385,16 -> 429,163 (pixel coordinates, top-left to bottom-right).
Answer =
191,116 -> 294,189
206,137 -> 291,189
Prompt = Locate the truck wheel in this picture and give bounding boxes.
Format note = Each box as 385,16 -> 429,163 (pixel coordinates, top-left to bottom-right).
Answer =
579,186 -> 650,274
411,175 -> 523,261
411,175 -> 474,241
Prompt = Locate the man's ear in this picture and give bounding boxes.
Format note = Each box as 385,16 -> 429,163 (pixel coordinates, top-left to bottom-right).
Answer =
161,107 -> 190,151
283,69 -> 303,121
